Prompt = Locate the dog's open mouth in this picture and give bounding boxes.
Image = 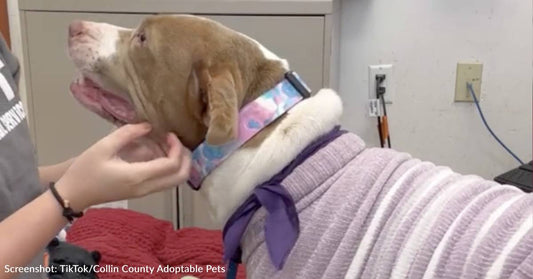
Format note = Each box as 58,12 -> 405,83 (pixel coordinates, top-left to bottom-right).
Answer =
70,76 -> 136,126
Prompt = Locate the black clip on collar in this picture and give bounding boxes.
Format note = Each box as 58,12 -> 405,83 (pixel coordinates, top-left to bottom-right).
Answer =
285,71 -> 312,98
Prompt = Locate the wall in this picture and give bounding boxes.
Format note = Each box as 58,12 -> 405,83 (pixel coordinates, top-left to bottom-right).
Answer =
9,0 -> 532,181
339,0 -> 532,179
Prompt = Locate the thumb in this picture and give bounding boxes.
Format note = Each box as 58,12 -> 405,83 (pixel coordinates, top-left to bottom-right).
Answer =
101,123 -> 153,155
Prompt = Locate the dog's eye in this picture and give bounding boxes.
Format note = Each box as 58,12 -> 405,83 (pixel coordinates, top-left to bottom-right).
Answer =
138,33 -> 146,43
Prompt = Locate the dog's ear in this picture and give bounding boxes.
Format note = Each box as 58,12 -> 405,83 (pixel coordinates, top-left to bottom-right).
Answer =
47,238 -> 60,248
188,63 -> 239,145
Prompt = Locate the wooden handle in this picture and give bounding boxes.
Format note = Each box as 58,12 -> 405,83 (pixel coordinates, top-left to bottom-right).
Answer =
380,116 -> 389,143
0,0 -> 10,48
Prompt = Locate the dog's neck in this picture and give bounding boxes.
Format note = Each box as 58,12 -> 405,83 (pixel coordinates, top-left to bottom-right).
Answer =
198,38 -> 343,225
199,88 -> 343,225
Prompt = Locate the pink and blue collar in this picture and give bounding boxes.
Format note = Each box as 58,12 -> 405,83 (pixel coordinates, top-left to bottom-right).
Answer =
187,71 -> 311,190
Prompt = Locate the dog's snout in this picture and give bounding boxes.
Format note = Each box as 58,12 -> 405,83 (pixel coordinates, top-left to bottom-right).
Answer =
69,20 -> 87,38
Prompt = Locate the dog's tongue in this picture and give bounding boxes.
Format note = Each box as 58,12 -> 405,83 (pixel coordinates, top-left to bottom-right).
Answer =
72,77 -> 135,123
100,92 -> 136,122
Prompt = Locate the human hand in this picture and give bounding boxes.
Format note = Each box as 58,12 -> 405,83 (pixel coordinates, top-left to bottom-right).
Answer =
54,123 -> 191,211
38,157 -> 76,187
117,135 -> 166,162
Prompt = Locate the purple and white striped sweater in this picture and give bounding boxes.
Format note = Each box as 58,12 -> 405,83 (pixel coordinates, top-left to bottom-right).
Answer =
240,132 -> 532,279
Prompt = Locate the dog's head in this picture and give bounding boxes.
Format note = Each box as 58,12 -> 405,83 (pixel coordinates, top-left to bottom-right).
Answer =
68,15 -> 287,149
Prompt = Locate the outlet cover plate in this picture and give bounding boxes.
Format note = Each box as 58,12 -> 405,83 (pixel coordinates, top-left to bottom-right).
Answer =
369,64 -> 394,103
455,62 -> 483,102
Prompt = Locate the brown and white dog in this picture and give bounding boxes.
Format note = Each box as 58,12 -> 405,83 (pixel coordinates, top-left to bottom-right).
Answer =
67,15 -> 532,279
68,15 -> 341,224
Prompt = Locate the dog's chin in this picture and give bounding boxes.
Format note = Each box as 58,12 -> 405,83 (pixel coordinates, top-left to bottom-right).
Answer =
70,73 -> 168,161
70,74 -> 136,127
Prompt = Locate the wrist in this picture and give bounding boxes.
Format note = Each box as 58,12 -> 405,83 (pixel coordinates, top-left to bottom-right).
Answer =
53,178 -> 89,213
39,157 -> 76,186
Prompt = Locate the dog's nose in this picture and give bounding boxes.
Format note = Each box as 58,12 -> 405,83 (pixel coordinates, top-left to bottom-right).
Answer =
69,20 -> 86,38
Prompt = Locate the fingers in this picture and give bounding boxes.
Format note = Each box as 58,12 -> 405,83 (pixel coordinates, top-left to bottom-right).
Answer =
119,137 -> 165,162
126,133 -> 189,182
135,155 -> 191,196
101,123 -> 152,155
165,132 -> 182,159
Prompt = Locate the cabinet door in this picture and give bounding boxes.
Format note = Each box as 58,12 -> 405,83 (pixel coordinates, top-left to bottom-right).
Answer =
23,12 -> 324,228
207,15 -> 324,91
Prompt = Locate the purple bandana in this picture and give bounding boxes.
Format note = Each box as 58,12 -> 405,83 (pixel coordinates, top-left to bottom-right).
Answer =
223,126 -> 347,270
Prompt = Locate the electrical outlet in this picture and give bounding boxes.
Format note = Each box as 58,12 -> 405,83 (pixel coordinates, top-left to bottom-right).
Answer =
369,64 -> 394,104
455,62 -> 483,102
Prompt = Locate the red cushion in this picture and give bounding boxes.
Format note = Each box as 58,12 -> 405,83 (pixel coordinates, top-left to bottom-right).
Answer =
66,208 -> 246,279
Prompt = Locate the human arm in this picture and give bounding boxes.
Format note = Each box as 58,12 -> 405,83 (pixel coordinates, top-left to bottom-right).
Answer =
37,127 -> 166,187
0,123 -> 190,279
0,188 -> 68,278
38,158 -> 76,187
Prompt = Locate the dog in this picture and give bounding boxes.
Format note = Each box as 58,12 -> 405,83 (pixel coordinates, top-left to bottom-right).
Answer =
67,15 -> 532,279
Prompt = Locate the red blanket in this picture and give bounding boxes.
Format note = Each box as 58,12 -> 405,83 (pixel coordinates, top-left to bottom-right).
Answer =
67,208 -> 246,279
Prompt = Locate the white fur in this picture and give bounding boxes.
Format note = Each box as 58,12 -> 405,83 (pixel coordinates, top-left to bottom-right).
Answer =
199,89 -> 344,225
68,22 -> 128,72
94,23 -> 124,58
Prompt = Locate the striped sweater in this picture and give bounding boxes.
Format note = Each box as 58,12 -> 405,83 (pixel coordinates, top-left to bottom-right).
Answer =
240,132 -> 532,279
